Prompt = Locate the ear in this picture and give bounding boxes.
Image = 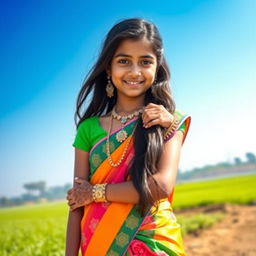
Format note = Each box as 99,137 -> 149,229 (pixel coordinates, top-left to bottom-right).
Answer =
106,64 -> 112,77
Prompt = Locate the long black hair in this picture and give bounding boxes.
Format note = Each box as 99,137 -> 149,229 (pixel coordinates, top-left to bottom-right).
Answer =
74,18 -> 175,215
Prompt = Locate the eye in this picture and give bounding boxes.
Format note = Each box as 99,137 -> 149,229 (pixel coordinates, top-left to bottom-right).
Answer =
118,59 -> 129,64
141,60 -> 153,65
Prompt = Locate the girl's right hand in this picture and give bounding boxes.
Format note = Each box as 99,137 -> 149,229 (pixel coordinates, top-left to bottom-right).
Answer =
66,178 -> 93,211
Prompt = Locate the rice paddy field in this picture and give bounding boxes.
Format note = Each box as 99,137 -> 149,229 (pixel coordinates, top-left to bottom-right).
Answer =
1,174 -> 255,255
172,174 -> 256,209
0,201 -> 67,256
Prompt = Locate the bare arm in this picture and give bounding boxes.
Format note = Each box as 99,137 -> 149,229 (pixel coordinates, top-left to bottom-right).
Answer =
65,148 -> 89,256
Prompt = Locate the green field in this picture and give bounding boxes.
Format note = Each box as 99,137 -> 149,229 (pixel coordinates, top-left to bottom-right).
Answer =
0,201 -> 68,256
173,174 -> 256,209
1,174 -> 255,255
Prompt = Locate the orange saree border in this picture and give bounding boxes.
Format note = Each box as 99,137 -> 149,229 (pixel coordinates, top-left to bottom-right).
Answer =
82,135 -> 135,255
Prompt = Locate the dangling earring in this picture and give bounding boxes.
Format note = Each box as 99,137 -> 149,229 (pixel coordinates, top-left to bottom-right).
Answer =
106,76 -> 114,98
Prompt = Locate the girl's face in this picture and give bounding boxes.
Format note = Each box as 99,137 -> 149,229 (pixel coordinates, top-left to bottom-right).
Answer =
108,38 -> 157,100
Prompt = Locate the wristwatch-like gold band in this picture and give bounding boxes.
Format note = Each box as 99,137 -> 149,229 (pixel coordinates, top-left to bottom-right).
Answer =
92,183 -> 108,202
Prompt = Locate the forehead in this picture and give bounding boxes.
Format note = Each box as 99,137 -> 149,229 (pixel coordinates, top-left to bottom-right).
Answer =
114,38 -> 156,58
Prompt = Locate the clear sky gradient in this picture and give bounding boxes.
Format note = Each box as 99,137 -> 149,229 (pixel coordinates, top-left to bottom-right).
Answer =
0,0 -> 255,197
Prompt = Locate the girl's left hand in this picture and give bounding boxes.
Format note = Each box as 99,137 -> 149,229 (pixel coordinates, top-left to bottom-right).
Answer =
66,177 -> 93,211
142,103 -> 174,129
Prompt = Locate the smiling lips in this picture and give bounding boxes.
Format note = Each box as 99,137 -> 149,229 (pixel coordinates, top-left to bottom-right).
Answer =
123,80 -> 144,85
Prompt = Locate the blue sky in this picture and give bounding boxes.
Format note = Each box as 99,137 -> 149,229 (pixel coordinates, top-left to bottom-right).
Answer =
0,0 -> 255,197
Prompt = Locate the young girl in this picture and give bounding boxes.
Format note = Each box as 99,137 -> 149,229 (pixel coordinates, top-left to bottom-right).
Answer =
66,18 -> 191,256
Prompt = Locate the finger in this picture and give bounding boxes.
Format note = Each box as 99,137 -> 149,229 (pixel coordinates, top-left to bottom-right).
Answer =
143,114 -> 160,127
67,189 -> 73,194
67,198 -> 73,203
143,105 -> 154,115
67,200 -> 73,206
144,118 -> 161,128
66,193 -> 73,199
68,196 -> 74,203
142,110 -> 158,123
67,193 -> 73,200
145,103 -> 159,109
143,110 -> 158,121
144,104 -> 164,112
143,107 -> 159,116
68,200 -> 76,207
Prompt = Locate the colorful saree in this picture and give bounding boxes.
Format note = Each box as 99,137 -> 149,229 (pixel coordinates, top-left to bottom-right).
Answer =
79,111 -> 191,256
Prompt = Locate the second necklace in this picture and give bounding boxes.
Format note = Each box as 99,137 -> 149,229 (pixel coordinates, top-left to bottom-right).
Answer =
112,107 -> 143,143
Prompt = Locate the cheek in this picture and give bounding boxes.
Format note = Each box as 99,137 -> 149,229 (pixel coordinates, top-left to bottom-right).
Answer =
145,69 -> 156,81
110,68 -> 125,87
110,66 -> 124,79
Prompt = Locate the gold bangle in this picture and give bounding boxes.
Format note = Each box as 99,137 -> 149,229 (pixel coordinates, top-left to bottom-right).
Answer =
92,183 -> 108,202
164,117 -> 178,140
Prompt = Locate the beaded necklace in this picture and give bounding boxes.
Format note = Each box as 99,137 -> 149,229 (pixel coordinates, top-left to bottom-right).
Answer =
106,112 -> 138,167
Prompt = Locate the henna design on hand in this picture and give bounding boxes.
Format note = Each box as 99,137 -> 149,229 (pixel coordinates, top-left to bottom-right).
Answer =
66,180 -> 93,211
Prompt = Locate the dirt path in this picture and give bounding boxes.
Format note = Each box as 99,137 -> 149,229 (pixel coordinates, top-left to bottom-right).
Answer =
182,204 -> 256,256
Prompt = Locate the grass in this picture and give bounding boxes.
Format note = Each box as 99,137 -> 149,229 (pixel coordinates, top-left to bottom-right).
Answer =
173,174 -> 256,210
177,213 -> 224,236
1,174 -> 255,255
0,201 -> 68,256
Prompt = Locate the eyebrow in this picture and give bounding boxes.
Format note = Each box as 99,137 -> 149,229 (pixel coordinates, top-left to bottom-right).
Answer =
114,53 -> 155,59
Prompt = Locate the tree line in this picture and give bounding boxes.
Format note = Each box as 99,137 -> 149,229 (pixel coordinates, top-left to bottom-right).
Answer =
0,182 -> 72,208
177,152 -> 256,181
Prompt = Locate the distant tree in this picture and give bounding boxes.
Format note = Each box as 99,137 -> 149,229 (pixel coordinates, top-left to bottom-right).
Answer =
0,197 -> 8,207
23,181 -> 46,196
21,193 -> 37,201
36,181 -> 46,196
245,152 -> 256,163
216,162 -> 232,168
46,185 -> 68,199
23,183 -> 36,194
234,157 -> 242,165
10,197 -> 23,206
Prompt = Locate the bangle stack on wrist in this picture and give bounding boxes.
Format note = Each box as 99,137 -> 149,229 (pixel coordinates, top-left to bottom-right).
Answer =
164,116 -> 179,140
92,183 -> 108,202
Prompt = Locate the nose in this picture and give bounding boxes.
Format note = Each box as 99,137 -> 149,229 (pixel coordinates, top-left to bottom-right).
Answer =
128,64 -> 141,77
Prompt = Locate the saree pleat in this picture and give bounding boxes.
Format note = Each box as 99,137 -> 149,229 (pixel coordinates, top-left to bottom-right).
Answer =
134,200 -> 186,256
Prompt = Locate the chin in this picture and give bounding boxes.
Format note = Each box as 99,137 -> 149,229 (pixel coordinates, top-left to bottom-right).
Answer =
125,91 -> 147,98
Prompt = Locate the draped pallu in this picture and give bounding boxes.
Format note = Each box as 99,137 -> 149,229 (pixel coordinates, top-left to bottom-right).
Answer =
73,110 -> 191,256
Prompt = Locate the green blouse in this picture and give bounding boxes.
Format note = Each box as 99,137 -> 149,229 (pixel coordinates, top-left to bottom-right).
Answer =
72,116 -> 186,152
